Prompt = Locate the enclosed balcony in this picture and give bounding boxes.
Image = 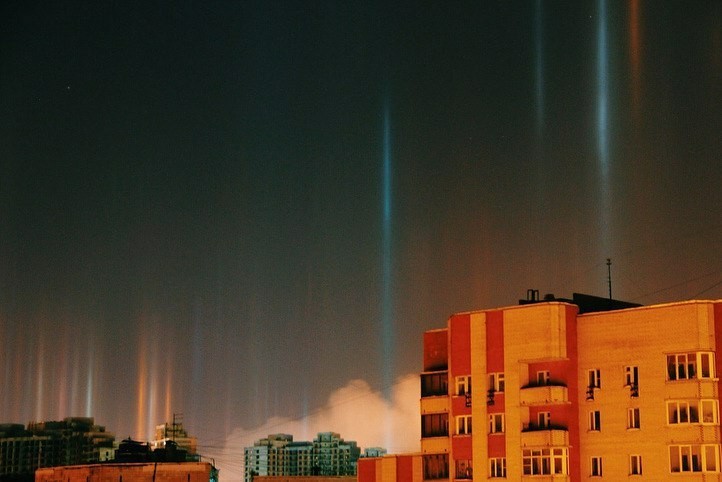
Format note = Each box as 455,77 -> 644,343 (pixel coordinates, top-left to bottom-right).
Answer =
519,382 -> 568,406
520,423 -> 569,447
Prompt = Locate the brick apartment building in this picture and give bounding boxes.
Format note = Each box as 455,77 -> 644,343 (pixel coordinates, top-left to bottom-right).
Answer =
359,294 -> 722,481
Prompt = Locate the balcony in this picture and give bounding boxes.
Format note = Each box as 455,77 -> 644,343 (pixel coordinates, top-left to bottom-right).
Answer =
519,383 -> 568,406
520,425 -> 569,447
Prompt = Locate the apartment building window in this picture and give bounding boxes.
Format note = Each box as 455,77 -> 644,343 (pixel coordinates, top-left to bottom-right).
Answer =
538,411 -> 551,429
590,456 -> 603,477
488,413 -> 505,434
669,444 -> 720,473
588,368 -> 601,388
489,373 -> 505,393
489,458 -> 506,478
667,400 -> 718,424
589,410 -> 601,431
627,407 -> 640,429
456,415 -> 472,435
423,454 -> 449,480
522,448 -> 568,476
455,459 -> 472,479
421,373 -> 448,397
422,413 -> 449,438
537,370 -> 550,385
630,455 -> 642,475
455,376 -> 471,396
625,365 -> 639,386
667,352 -> 716,380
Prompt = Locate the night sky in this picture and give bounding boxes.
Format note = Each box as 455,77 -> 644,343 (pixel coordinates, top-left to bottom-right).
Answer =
2,1 -> 721,479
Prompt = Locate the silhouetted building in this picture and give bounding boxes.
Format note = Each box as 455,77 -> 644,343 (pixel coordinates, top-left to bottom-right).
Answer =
0,418 -> 114,481
359,296 -> 722,481
150,421 -> 198,460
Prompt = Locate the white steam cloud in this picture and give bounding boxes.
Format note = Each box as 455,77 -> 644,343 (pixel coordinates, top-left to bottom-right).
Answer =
208,374 -> 420,482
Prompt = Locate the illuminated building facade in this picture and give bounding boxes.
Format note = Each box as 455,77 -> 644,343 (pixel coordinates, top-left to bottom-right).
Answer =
244,433 -> 360,482
0,417 -> 114,480
35,461 -> 217,482
358,295 -> 722,481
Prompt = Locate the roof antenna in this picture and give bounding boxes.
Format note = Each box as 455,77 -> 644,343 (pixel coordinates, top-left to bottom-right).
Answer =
606,258 -> 612,299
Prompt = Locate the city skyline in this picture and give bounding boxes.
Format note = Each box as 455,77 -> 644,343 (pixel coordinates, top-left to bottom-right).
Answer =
2,1 -> 721,480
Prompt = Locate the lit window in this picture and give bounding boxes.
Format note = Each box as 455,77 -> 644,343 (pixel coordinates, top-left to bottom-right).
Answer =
591,456 -> 602,477
455,376 -> 471,396
630,454 -> 642,475
627,407 -> 640,429
589,410 -> 601,431
588,368 -> 601,389
522,448 -> 568,476
489,373 -> 505,393
456,415 -> 472,435
488,413 -> 505,434
537,370 -> 550,385
667,352 -> 716,381
669,444 -> 720,473
489,458 -> 506,478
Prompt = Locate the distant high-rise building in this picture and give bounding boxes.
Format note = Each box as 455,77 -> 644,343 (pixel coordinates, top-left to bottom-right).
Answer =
359,295 -> 722,481
151,419 -> 198,459
243,432 -> 361,482
0,417 -> 114,481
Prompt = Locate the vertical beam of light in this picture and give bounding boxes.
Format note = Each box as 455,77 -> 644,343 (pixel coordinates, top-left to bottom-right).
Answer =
136,336 -> 147,440
629,0 -> 641,120
85,344 -> 94,417
597,0 -> 611,254
534,0 -> 545,138
381,98 -> 394,449
35,335 -> 45,421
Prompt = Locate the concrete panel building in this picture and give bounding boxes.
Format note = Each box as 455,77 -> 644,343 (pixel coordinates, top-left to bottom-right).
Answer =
359,295 -> 722,481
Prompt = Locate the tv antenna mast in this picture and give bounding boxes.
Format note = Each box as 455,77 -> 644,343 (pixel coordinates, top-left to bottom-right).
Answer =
606,258 -> 613,299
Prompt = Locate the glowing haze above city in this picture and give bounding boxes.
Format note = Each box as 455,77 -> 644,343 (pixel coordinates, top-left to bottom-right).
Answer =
1,1 -> 721,480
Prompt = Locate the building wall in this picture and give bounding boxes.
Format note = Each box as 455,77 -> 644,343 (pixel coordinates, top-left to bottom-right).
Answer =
35,462 -> 213,482
367,298 -> 722,482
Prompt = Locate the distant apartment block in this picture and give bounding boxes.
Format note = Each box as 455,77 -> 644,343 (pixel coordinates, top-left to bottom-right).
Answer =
150,420 -> 199,459
0,417 -> 114,480
244,432 -> 361,482
358,294 -> 722,481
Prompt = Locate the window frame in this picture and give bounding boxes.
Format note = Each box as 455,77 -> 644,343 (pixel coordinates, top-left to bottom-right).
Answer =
588,368 -> 601,389
537,370 -> 550,385
590,456 -> 603,477
627,407 -> 640,429
538,411 -> 551,429
489,372 -> 505,393
522,448 -> 568,476
667,352 -> 716,381
455,375 -> 471,396
488,458 -> 506,478
630,454 -> 642,475
456,415 -> 472,435
625,365 -> 639,386
669,444 -> 720,473
488,413 -> 505,434
589,410 -> 601,431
